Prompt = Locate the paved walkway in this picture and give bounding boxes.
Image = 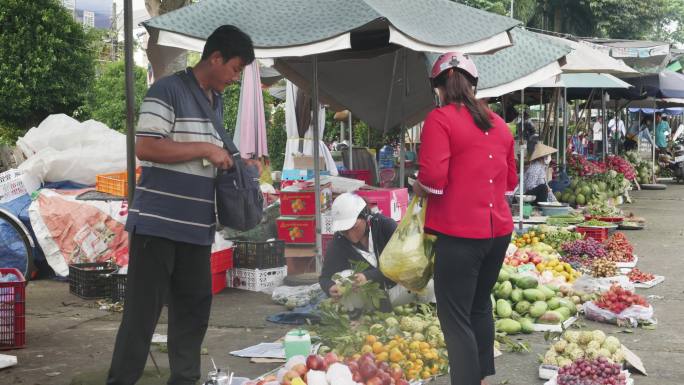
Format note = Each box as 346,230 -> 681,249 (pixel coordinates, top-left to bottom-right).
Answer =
2,184 -> 684,385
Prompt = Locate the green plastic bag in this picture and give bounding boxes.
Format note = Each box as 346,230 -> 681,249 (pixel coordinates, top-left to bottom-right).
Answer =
379,196 -> 436,292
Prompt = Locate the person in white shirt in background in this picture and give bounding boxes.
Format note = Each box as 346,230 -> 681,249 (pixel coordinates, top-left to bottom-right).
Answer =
608,115 -> 626,153
592,116 -> 603,155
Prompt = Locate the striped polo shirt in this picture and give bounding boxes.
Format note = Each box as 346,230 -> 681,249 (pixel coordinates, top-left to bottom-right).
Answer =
126,68 -> 223,246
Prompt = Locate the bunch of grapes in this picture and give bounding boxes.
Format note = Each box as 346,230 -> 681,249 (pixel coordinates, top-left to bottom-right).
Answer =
561,238 -> 607,267
557,357 -> 626,385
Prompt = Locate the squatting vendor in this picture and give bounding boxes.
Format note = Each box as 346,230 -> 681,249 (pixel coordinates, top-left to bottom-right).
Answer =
523,142 -> 558,204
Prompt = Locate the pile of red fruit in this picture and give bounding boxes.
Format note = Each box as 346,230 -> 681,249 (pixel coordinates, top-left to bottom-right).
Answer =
568,155 -> 605,177
605,155 -> 637,181
344,353 -> 409,385
604,233 -> 634,263
557,357 -> 626,385
627,268 -> 656,283
594,284 -> 649,314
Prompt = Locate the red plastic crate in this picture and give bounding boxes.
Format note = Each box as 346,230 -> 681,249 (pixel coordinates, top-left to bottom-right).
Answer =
339,169 -> 372,185
0,268 -> 25,350
576,226 -> 609,242
210,248 -> 234,274
211,271 -> 227,295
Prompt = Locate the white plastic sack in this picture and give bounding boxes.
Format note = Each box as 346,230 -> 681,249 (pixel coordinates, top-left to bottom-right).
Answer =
16,114 -> 124,157
388,279 -> 436,306
573,275 -> 635,294
17,114 -> 128,185
582,301 -> 655,327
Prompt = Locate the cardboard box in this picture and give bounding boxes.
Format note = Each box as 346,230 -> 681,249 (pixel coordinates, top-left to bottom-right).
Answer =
356,187 -> 409,221
282,169 -> 330,181
293,155 -> 326,170
280,182 -> 332,216
277,216 -> 316,244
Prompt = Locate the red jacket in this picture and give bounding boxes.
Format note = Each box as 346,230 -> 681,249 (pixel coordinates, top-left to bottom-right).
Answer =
418,104 -> 518,239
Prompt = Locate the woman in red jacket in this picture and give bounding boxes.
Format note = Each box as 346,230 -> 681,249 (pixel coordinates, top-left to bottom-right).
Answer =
414,52 -> 518,385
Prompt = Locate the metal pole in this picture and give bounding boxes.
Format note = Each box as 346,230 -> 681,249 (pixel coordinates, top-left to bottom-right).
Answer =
652,101 -> 656,183
637,110 -> 642,153
399,48 -> 408,188
348,112 -> 353,170
312,56 -> 322,272
601,89 -> 607,162
555,89 -> 561,163
124,0 -> 136,203
510,0 -> 514,18
519,89 -> 525,231
563,87 -> 568,167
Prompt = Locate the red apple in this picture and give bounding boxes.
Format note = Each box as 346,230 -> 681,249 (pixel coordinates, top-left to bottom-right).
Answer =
520,255 -> 530,263
378,372 -> 391,385
510,259 -> 520,267
353,372 -> 364,383
359,361 -> 378,380
365,377 -> 383,385
306,355 -> 325,371
396,379 -> 410,385
389,367 -> 403,381
377,362 -> 390,373
324,352 -> 339,367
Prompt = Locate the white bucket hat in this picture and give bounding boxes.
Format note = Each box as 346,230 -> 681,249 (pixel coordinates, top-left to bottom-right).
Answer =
330,193 -> 367,233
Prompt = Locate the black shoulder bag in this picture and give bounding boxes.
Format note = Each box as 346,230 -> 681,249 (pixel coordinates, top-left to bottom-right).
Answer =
179,71 -> 263,231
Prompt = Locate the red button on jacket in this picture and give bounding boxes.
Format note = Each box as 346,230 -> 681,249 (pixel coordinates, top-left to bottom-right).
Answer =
418,104 -> 518,239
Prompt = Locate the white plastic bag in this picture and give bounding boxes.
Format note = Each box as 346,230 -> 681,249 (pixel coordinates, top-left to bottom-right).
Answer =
582,301 -> 655,327
17,115 -> 128,185
573,274 -> 635,294
271,283 -> 322,307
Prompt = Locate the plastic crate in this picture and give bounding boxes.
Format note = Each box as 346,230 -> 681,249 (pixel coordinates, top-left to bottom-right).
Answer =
109,273 -> 127,303
576,226 -> 610,242
69,262 -> 117,299
0,268 -> 25,350
232,240 -> 285,269
339,169 -> 372,185
227,266 -> 287,292
212,272 -> 227,294
211,248 -> 234,274
96,168 -> 141,197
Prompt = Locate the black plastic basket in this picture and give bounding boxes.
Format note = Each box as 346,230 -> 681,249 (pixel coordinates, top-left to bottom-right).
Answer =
109,273 -> 127,303
68,262 -> 117,299
232,240 -> 285,269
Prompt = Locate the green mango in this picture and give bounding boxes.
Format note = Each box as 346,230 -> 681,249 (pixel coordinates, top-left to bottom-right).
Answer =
558,298 -> 578,316
495,318 -> 522,334
520,318 -> 535,334
497,269 -> 510,283
523,288 -> 546,302
546,297 -> 561,310
539,285 -> 556,299
496,299 -> 513,318
556,306 -> 571,321
510,288 -> 523,303
515,276 -> 539,290
514,300 -> 531,315
529,301 -> 549,318
495,281 -> 513,299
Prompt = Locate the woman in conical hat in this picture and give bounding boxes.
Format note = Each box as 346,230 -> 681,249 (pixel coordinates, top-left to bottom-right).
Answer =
524,142 -> 558,203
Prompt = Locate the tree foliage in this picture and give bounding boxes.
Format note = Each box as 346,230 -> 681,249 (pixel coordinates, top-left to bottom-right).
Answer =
78,61 -> 148,132
0,0 -> 96,131
456,0 -> 684,44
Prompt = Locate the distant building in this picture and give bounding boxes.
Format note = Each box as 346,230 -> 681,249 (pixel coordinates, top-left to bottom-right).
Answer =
62,0 -> 76,18
83,10 -> 95,28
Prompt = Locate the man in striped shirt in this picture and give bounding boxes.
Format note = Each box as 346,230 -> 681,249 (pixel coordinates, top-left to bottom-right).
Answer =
108,26 -> 255,385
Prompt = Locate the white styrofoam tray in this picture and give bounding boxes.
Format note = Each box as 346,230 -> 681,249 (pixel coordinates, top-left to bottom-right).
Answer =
616,255 -> 638,269
632,275 -> 665,289
532,316 -> 577,333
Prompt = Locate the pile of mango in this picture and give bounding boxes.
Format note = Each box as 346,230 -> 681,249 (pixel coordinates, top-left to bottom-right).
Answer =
492,266 -> 578,335
535,258 -> 582,283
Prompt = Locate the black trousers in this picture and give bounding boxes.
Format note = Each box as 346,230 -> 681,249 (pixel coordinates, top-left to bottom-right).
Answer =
526,184 -> 550,204
433,233 -> 511,385
107,233 -> 213,385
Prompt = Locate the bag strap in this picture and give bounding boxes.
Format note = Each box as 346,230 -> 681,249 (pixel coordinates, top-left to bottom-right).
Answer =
178,69 -> 240,156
